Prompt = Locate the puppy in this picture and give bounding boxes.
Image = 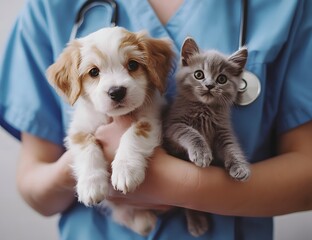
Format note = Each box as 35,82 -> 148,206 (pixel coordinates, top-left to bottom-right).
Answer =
47,27 -> 174,235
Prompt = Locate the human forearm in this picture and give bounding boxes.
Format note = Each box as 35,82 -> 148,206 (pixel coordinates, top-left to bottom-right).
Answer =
98,120 -> 312,217
18,134 -> 76,216
134,149 -> 312,217
170,152 -> 311,216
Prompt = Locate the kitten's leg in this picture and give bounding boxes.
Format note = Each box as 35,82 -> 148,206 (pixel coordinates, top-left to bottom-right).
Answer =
215,130 -> 250,181
185,209 -> 210,237
166,123 -> 213,167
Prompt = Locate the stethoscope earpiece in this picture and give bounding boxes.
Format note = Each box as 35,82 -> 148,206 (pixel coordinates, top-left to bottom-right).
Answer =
235,70 -> 261,106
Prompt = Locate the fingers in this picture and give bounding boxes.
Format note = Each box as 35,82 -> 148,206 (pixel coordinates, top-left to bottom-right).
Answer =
95,116 -> 133,142
106,186 -> 172,211
95,117 -> 133,161
94,118 -> 171,211
106,196 -> 172,211
56,151 -> 76,191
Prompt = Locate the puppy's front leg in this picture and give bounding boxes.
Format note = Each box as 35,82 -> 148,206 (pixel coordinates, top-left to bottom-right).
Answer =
111,118 -> 161,194
68,132 -> 110,206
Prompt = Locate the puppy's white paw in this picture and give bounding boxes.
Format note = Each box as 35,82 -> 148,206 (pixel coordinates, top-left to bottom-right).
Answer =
111,160 -> 145,194
131,210 -> 158,236
111,206 -> 157,236
77,171 -> 109,206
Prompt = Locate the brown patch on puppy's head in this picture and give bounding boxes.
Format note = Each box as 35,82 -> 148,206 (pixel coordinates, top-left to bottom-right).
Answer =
120,30 -> 175,94
46,40 -> 82,105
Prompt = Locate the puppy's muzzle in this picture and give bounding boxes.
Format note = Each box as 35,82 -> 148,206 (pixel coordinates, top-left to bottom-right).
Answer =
108,86 -> 127,102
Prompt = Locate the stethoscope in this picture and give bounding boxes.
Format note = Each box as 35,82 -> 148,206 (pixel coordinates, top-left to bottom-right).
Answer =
237,0 -> 261,106
70,0 -> 261,106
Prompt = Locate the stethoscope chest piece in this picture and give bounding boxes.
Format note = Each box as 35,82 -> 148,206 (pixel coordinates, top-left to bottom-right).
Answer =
235,70 -> 261,106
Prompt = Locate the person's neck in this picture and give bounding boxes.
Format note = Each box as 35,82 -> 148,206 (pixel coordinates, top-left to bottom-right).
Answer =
148,0 -> 184,25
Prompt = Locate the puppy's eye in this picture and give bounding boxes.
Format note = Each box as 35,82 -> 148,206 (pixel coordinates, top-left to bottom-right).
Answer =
216,74 -> 227,84
89,67 -> 100,77
127,60 -> 139,72
194,70 -> 205,80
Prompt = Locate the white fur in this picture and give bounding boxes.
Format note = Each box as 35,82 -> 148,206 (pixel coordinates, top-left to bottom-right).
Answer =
67,104 -> 111,205
48,27 -> 171,235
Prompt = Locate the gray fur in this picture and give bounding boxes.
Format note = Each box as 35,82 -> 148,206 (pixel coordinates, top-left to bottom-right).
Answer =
164,38 -> 250,236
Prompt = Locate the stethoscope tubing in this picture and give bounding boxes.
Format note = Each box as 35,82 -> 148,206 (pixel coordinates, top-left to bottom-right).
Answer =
70,0 -> 118,41
70,0 -> 261,106
239,0 -> 248,48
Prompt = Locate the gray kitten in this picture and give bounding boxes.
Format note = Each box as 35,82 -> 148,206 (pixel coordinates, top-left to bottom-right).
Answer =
164,38 -> 250,236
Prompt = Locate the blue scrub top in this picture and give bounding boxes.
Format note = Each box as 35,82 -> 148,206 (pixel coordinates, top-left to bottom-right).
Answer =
1,0 -> 312,239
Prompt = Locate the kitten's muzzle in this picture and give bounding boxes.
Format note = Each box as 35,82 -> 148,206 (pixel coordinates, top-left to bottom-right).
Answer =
108,86 -> 127,102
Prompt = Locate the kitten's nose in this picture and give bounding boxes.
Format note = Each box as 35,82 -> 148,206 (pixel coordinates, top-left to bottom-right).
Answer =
205,85 -> 214,90
108,86 -> 127,102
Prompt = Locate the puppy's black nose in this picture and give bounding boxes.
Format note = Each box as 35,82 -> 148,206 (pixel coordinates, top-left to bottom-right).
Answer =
108,86 -> 127,102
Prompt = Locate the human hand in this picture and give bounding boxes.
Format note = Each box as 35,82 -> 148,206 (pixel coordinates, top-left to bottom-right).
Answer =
55,150 -> 77,191
19,133 -> 77,215
95,118 -> 173,211
105,147 -> 173,211
95,116 -> 133,161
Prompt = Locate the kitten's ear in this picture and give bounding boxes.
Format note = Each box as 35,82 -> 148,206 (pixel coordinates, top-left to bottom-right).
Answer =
228,47 -> 248,69
181,37 -> 199,66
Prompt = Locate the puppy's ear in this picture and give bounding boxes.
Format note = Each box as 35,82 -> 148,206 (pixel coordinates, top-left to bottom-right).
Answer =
46,40 -> 82,105
140,35 -> 175,94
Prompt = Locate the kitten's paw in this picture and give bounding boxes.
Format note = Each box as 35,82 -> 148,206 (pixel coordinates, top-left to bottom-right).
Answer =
188,147 -> 213,168
229,163 -> 250,181
111,160 -> 145,194
77,171 -> 109,206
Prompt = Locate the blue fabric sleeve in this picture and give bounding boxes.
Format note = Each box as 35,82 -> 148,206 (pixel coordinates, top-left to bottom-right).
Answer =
0,0 -> 64,145
276,0 -> 312,134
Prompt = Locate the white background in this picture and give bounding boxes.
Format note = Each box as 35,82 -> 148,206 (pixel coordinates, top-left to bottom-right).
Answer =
0,1 -> 312,239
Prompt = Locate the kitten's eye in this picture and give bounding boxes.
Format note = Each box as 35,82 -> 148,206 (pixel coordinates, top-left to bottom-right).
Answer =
89,67 -> 100,78
127,60 -> 139,72
194,70 -> 205,80
216,74 -> 227,84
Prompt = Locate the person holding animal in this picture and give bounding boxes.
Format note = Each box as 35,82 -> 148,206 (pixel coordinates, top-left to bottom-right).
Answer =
1,0 -> 312,239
